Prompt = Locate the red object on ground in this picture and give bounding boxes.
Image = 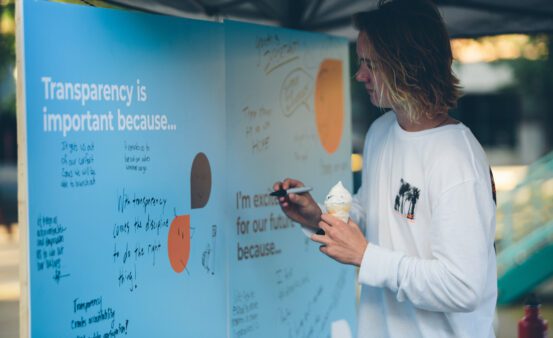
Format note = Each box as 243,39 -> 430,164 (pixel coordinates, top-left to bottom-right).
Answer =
518,294 -> 548,338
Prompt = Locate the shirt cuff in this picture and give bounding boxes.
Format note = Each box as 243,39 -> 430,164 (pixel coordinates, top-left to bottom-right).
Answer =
358,243 -> 405,293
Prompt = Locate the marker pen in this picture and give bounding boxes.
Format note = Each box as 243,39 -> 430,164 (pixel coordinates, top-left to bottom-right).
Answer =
270,186 -> 313,197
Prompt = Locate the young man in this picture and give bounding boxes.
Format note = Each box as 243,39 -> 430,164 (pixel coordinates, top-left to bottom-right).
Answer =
273,0 -> 497,337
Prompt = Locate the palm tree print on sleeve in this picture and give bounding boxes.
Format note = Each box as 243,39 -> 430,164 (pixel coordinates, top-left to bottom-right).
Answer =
394,179 -> 421,220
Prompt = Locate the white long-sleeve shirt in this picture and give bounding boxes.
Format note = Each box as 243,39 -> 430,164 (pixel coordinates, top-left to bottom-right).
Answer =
350,111 -> 497,338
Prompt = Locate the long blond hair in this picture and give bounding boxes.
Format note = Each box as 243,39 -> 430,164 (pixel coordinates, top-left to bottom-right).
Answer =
353,0 -> 461,122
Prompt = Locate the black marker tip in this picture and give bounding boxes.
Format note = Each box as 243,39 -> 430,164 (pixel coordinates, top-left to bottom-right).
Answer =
270,189 -> 287,197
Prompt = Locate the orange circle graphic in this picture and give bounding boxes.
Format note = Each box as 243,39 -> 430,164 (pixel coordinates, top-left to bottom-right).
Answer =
314,59 -> 344,154
167,214 -> 191,273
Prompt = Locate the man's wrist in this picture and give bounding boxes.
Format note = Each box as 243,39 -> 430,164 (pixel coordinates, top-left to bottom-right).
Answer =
310,210 -> 322,229
355,241 -> 369,267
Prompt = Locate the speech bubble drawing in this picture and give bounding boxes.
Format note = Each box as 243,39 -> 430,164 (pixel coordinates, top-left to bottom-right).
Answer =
190,152 -> 212,209
280,68 -> 313,117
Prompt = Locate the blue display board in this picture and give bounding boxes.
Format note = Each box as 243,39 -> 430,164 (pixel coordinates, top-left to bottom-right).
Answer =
22,1 -> 226,337
226,21 -> 356,338
20,1 -> 355,337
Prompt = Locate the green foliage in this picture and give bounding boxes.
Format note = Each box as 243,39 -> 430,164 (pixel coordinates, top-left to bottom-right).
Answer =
0,1 -> 15,117
510,35 -> 553,148
0,1 -> 15,76
511,37 -> 552,98
493,37 -> 550,90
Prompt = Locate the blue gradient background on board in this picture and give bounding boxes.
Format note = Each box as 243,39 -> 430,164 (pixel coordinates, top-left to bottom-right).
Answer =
225,20 -> 356,338
23,1 -> 226,337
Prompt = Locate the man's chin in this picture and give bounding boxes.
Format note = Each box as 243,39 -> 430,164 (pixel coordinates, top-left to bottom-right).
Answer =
369,96 -> 391,109
368,95 -> 381,107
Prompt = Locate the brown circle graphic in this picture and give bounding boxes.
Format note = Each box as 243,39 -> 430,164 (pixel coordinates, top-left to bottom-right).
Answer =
314,59 -> 344,154
167,214 -> 191,273
190,152 -> 212,209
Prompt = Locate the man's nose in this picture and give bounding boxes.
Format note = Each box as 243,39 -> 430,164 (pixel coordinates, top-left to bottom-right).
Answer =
355,67 -> 369,82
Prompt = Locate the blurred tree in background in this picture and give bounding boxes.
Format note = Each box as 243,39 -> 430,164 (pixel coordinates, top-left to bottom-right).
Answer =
0,0 -> 15,77
0,0 -> 15,107
510,35 -> 553,151
0,0 -> 16,163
